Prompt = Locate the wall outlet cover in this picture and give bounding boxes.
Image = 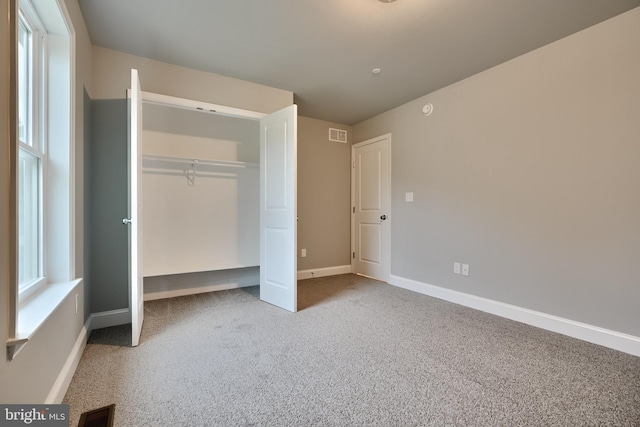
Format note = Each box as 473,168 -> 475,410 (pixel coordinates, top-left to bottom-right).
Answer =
454,262 -> 461,274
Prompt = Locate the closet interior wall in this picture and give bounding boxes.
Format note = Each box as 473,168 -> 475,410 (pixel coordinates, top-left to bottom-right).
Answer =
142,102 -> 261,300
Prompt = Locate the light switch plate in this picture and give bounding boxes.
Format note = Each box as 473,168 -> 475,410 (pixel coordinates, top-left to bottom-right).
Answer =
405,192 -> 414,202
462,264 -> 469,276
454,262 -> 461,274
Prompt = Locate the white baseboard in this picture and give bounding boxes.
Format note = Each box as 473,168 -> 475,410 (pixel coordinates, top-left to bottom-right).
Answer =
298,265 -> 352,280
142,266 -> 351,301
90,308 -> 131,330
144,276 -> 259,301
389,274 -> 640,358
45,319 -> 90,404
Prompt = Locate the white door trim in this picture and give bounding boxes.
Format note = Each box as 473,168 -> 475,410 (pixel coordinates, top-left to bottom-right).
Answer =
141,91 -> 266,121
351,133 -> 392,282
127,69 -> 144,347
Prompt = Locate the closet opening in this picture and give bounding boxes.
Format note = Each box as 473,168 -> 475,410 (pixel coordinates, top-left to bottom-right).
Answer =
128,69 -> 298,346
141,101 -> 261,301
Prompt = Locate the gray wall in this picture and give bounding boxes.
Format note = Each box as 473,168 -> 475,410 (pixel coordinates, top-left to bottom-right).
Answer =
92,46 -> 294,110
353,8 -> 640,337
297,117 -> 352,271
88,99 -> 130,313
83,88 -> 92,320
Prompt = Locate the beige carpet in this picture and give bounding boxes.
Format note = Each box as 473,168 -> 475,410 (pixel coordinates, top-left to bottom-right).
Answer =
64,274 -> 640,426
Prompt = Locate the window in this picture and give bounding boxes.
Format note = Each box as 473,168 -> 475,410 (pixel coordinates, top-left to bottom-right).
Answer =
17,17 -> 31,143
9,0 -> 76,359
16,0 -> 74,300
17,5 -> 46,297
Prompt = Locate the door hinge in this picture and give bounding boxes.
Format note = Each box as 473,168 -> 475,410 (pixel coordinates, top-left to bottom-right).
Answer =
352,252 -> 355,259
352,207 -> 355,214
352,161 -> 355,169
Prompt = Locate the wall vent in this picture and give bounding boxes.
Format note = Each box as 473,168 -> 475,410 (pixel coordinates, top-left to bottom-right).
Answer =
328,128 -> 347,143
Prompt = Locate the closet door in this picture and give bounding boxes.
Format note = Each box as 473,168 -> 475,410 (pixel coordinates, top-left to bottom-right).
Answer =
127,68 -> 144,346
260,105 -> 297,312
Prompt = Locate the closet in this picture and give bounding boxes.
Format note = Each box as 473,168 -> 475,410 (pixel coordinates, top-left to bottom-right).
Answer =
142,102 -> 260,278
126,69 -> 297,346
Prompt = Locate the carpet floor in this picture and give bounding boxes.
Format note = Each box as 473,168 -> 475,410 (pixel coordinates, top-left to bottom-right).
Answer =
63,274 -> 640,426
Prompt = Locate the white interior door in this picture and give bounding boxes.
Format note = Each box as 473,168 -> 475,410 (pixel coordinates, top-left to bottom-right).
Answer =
260,105 -> 297,312
127,69 -> 144,346
352,134 -> 391,282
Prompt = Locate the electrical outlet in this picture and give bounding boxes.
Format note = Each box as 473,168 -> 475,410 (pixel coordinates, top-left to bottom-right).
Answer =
301,248 -> 307,258
454,262 -> 461,274
462,264 -> 470,277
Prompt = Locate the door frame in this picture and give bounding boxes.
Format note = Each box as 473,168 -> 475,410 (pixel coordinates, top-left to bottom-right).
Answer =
351,133 -> 392,282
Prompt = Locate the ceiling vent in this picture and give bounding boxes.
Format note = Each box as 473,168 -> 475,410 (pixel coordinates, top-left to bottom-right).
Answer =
329,128 -> 347,143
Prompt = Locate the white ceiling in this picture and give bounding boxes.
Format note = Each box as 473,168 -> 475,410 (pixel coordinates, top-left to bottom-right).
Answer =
78,0 -> 640,125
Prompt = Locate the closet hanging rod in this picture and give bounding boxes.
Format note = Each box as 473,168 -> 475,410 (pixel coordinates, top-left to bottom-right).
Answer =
141,91 -> 266,121
143,154 -> 258,168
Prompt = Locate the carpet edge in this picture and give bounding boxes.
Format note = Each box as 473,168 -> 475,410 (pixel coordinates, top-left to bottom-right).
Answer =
389,274 -> 640,357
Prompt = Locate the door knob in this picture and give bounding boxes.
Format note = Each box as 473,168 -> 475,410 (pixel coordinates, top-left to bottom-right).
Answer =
380,215 -> 387,221
122,218 -> 132,225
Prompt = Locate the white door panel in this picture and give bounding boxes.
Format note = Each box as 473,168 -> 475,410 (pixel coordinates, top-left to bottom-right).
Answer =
360,223 -> 381,263
260,105 -> 297,312
352,135 -> 390,282
360,149 -> 382,210
128,69 -> 144,346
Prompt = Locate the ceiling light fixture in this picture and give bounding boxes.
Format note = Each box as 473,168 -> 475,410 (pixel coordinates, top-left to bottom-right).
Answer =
378,0 -> 397,3
372,68 -> 382,75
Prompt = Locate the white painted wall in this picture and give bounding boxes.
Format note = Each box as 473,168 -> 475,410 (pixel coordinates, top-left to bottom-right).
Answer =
142,104 -> 260,277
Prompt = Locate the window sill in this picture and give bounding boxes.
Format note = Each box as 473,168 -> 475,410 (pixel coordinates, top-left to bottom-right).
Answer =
6,278 -> 83,360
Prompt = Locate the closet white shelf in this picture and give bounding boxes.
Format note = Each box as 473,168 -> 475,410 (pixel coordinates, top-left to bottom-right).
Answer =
143,154 -> 258,168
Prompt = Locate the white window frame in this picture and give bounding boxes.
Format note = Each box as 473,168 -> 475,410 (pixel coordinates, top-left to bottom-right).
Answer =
17,1 -> 48,301
8,0 -> 79,360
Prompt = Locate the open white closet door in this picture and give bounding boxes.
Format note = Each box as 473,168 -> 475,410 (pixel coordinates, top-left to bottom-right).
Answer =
260,105 -> 298,312
126,69 -> 144,346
